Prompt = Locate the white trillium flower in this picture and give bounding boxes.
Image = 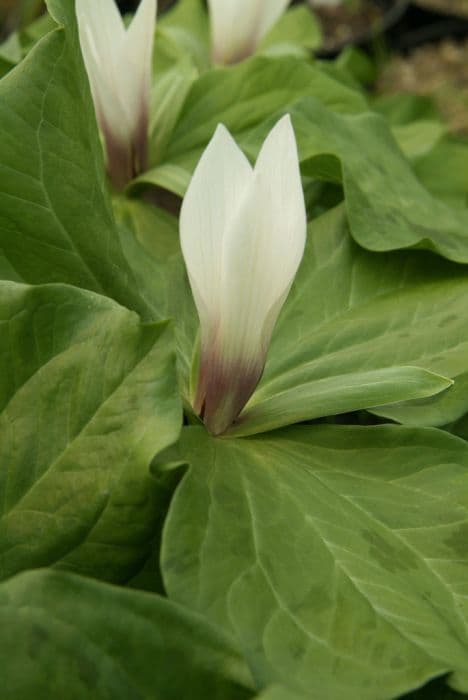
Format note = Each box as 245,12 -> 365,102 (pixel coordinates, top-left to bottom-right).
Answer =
180,115 -> 306,436
76,0 -> 157,189
207,0 -> 291,64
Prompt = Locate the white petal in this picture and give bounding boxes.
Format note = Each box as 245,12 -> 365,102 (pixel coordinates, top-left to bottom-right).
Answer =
180,123 -> 253,331
208,0 -> 291,63
76,0 -> 131,145
122,0 -> 157,129
76,0 -> 126,50
256,0 -> 292,41
207,0 -> 259,64
220,115 -> 306,365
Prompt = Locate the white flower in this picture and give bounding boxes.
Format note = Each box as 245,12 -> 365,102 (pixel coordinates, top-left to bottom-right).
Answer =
180,115 -> 306,435
207,0 -> 291,64
76,0 -> 157,189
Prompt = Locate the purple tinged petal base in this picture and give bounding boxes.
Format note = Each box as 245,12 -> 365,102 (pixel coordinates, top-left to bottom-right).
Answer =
195,346 -> 265,436
101,110 -> 149,190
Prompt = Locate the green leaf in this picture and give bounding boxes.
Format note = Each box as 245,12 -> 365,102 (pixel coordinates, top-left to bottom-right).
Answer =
150,56 -> 198,163
134,162 -> 191,197
372,93 -> 441,126
128,202 -> 468,434
234,367 -> 451,437
162,424 -> 468,699
20,11 -> 57,50
0,0 -> 150,316
231,206 -> 468,434
0,569 -> 253,699
0,32 -> 22,76
112,196 -> 199,398
135,56 -> 367,195
255,687 -> 311,700
127,459 -> 188,594
114,197 -> 180,264
335,46 -> 377,86
0,281 -> 181,583
414,138 -> 468,209
259,6 -> 322,57
371,373 -> 468,429
243,97 -> 468,263
167,57 -> 366,158
392,120 -> 446,161
446,402 -> 468,445
157,0 -> 210,72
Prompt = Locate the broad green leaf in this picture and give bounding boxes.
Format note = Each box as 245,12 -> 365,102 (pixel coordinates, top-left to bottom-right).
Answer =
392,120 -> 446,160
150,56 -> 198,163
0,32 -> 22,76
135,57 -> 367,195
157,0 -> 210,72
125,203 -> 468,434
258,5 -> 322,57
0,13 -> 57,78
0,253 -> 23,282
20,11 -> 57,49
255,687 -> 311,700
0,56 -> 15,80
313,59 -> 366,95
231,206 -> 468,434
0,32 -> 22,63
414,138 -> 468,209
112,194 -> 198,394
371,373 -> 468,429
234,367 -> 451,437
114,197 -> 180,264
335,46 -> 377,86
372,93 -> 441,126
0,569 -> 253,699
162,424 -> 468,699
447,405 -> 468,445
113,210 -> 198,394
0,281 -> 181,583
166,57 -> 367,159
127,460 -> 188,594
0,0 -> 150,316
243,98 -> 468,263
134,162 -> 191,197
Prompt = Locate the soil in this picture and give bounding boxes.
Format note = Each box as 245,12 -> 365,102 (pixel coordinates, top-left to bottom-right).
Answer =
413,0 -> 468,17
310,0 -> 385,52
377,38 -> 468,133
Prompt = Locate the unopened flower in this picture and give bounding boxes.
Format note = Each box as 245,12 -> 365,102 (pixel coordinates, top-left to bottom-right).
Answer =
180,115 -> 306,436
76,0 -> 156,189
207,0 -> 291,64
